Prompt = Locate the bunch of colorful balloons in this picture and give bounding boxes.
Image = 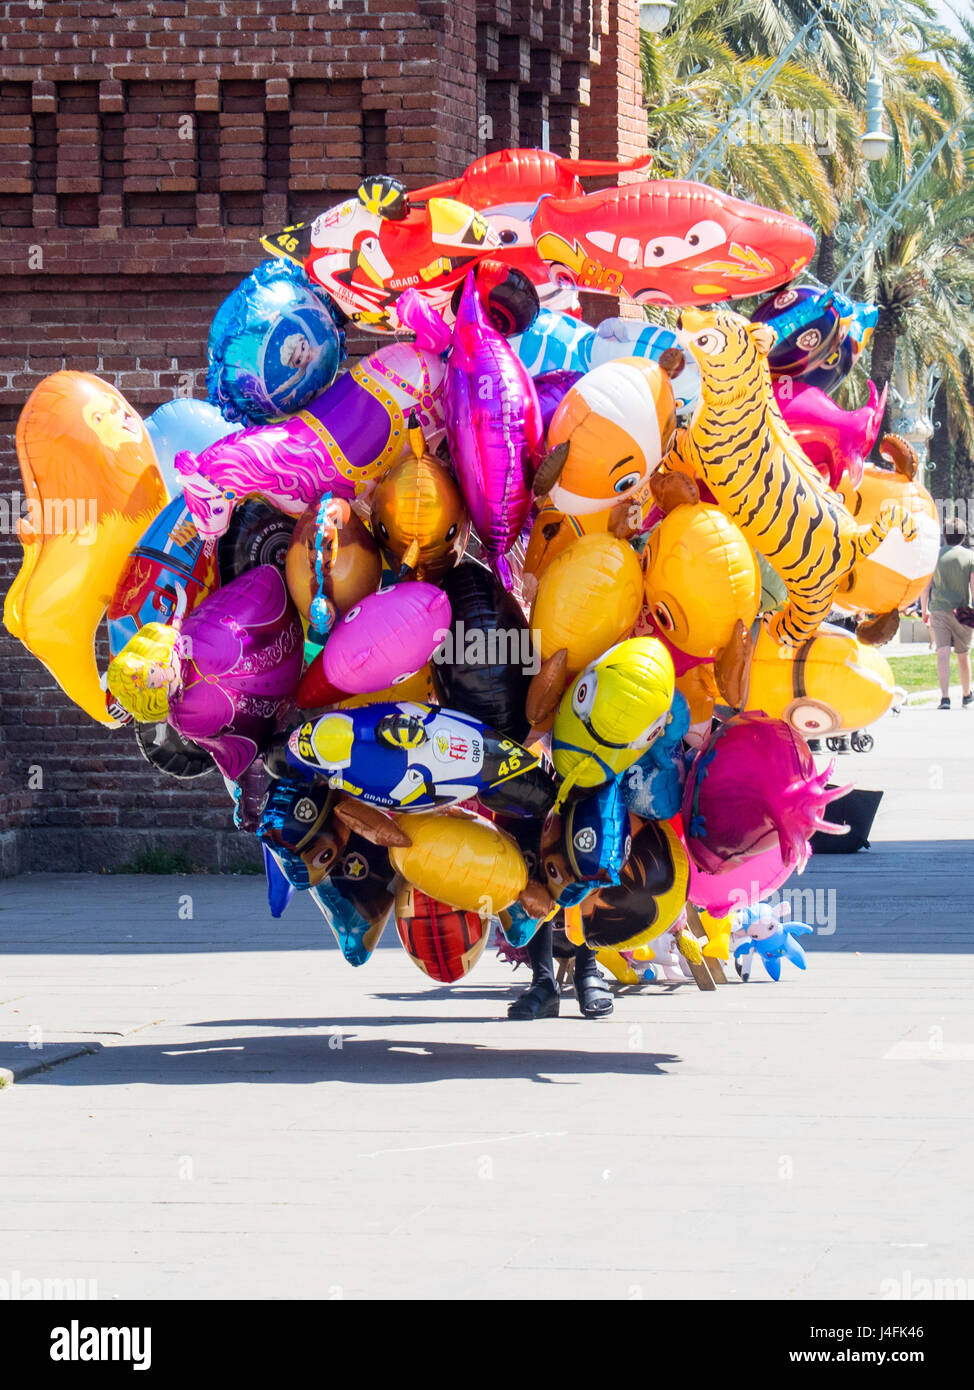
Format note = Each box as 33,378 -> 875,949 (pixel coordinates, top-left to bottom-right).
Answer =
4,148 -> 943,988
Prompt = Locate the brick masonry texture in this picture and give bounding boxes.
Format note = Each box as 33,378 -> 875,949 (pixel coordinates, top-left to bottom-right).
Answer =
0,0 -> 646,872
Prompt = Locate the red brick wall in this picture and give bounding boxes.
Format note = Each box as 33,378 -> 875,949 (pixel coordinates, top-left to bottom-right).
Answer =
0,0 -> 646,872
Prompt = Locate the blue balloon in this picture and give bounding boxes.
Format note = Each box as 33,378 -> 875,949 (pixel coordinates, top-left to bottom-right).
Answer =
263,844 -> 295,919
144,398 -> 242,497
207,259 -> 345,425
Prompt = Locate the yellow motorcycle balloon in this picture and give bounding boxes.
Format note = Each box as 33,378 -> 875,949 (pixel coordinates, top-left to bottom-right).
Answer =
552,636 -> 675,801
3,372 -> 168,725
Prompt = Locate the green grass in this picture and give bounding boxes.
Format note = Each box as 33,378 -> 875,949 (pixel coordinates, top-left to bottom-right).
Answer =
886,652 -> 969,695
110,847 -> 197,875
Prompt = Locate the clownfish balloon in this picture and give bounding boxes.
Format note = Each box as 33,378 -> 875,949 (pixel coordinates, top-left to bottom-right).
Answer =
534,357 -> 676,517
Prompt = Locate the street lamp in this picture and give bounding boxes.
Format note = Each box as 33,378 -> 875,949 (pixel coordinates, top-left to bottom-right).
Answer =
638,1 -> 676,34
860,66 -> 892,162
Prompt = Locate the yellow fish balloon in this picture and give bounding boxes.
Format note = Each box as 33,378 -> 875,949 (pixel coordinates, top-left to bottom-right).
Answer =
369,416 -> 469,581
552,636 -> 675,799
531,532 -> 643,677
3,372 -> 167,725
642,502 -> 759,659
389,810 -> 528,916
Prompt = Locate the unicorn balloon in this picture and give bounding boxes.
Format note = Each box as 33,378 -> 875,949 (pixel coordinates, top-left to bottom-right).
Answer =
175,342 -> 446,541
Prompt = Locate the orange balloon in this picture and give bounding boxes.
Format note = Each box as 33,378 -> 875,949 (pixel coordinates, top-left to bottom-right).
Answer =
3,372 -> 167,725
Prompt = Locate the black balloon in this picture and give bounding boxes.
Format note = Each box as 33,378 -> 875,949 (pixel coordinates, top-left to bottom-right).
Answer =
134,721 -> 214,780
437,560 -> 534,742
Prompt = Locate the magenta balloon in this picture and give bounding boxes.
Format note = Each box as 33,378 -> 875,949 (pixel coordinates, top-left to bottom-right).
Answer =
681,712 -> 849,875
688,843 -> 796,916
322,582 -> 451,694
773,378 -> 887,490
169,565 -> 303,781
445,273 -> 543,587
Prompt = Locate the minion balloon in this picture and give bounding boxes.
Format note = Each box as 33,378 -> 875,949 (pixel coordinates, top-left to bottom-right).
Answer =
551,636 -> 675,802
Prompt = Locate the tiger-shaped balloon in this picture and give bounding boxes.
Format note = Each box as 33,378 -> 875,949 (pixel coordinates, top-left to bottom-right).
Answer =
657,307 -> 917,647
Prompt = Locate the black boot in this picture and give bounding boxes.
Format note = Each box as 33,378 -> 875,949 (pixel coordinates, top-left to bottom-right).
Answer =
508,922 -> 560,1020
573,944 -> 613,1018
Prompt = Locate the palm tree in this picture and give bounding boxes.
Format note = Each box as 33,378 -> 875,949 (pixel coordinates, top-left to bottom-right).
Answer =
856,155 -> 974,450
641,0 -> 860,229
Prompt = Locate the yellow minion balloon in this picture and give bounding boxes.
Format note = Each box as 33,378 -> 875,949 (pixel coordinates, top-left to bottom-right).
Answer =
552,636 -> 675,800
746,622 -> 896,737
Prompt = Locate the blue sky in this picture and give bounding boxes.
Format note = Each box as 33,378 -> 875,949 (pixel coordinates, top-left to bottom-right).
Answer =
932,0 -> 970,38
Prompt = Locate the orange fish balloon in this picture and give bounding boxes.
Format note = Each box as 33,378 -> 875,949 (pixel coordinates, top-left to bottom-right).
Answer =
369,416 -> 470,581
534,357 -> 676,516
3,372 -> 167,725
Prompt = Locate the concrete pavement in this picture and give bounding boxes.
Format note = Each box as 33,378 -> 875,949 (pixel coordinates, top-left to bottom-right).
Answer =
1,705 -> 972,1300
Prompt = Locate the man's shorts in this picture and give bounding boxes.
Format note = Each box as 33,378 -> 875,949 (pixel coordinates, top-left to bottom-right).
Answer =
930,609 -> 973,653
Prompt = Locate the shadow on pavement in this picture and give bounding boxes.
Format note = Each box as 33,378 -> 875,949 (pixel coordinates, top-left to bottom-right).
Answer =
15,1034 -> 682,1086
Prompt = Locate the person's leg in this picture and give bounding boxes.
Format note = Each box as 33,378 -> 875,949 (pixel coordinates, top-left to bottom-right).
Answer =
573,941 -> 614,1018
936,645 -> 952,699
507,920 -> 559,1019
959,652 -> 971,699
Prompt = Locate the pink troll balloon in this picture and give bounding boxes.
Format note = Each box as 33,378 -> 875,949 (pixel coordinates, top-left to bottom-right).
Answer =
445,273 -> 543,588
322,583 -> 452,694
773,378 -> 886,490
688,843 -> 797,915
681,712 -> 849,876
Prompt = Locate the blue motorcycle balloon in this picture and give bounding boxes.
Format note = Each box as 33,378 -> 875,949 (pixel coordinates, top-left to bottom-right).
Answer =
207,258 -> 346,424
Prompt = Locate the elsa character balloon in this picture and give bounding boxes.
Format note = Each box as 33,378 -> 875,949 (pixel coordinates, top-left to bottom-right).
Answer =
207,259 -> 345,424
106,565 -> 303,781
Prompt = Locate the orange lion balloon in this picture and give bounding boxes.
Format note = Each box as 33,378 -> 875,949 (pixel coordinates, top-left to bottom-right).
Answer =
3,372 -> 167,725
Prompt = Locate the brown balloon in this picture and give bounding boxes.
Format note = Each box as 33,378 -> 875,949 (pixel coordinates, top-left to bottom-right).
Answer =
285,497 -> 382,629
369,417 -> 470,581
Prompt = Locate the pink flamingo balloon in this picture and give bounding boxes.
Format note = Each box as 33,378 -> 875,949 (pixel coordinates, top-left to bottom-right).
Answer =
445,273 -> 543,587
774,379 -> 887,490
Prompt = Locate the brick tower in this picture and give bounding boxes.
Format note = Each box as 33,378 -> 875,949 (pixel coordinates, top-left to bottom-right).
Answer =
0,0 -> 647,874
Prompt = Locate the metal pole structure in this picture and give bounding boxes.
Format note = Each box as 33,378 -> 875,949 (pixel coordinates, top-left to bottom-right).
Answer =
830,112 -> 970,295
685,15 -> 823,182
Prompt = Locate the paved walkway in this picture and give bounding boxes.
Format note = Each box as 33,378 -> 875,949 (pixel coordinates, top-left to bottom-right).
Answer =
1,707 -> 972,1300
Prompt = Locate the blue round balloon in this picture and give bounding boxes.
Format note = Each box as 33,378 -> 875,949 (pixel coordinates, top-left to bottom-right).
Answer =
144,398 -> 241,496
206,259 -> 346,425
